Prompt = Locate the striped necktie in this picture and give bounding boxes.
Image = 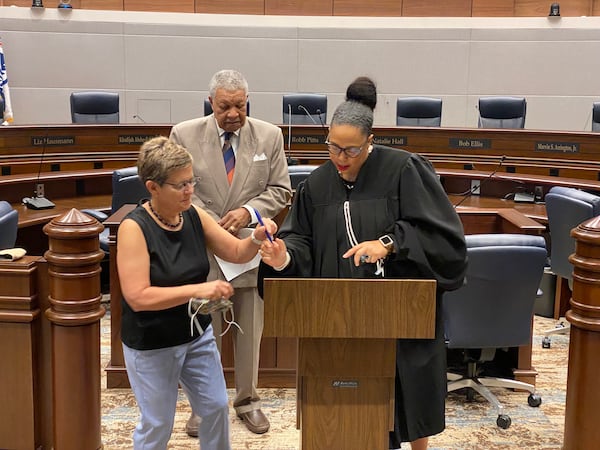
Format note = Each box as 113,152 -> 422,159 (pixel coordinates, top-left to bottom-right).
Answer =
222,131 -> 235,184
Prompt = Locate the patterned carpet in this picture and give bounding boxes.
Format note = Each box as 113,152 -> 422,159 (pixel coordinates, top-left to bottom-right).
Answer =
101,309 -> 568,450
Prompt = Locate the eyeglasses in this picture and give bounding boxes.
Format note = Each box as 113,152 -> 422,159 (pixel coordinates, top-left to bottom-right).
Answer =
325,138 -> 368,158
163,177 -> 199,191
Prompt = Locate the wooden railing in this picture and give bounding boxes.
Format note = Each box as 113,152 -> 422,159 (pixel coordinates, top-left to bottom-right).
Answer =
5,124 -> 600,222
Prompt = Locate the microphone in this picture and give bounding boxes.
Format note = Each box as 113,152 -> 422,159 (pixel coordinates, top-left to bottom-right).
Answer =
297,104 -> 318,125
23,130 -> 55,210
453,155 -> 506,208
286,103 -> 297,165
315,108 -> 328,139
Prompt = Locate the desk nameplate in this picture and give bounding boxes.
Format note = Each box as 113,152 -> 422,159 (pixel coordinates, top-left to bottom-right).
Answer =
535,141 -> 580,153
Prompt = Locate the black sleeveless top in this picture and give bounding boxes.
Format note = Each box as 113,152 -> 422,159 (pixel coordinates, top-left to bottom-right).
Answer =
121,205 -> 211,350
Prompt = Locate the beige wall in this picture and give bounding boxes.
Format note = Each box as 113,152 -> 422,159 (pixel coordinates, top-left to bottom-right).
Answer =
2,7 -> 600,130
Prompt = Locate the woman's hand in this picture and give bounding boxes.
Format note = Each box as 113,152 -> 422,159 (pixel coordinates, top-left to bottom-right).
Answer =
259,238 -> 288,269
343,240 -> 389,266
193,280 -> 234,300
254,218 -> 278,242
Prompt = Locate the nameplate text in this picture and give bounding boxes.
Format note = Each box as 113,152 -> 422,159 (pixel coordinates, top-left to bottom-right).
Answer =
31,136 -> 75,146
373,135 -> 407,147
290,134 -> 325,145
449,138 -> 491,149
118,134 -> 157,145
332,380 -> 359,388
535,141 -> 580,153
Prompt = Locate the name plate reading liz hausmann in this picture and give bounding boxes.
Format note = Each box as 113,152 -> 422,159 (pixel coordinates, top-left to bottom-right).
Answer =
449,138 -> 491,149
535,141 -> 580,153
118,135 -> 158,145
31,136 -> 75,146
373,135 -> 407,147
332,380 -> 359,388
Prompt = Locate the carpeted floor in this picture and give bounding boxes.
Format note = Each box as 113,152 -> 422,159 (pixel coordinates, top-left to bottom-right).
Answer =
101,309 -> 568,449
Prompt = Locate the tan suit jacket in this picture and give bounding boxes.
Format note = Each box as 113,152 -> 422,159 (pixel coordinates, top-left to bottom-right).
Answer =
170,115 -> 292,287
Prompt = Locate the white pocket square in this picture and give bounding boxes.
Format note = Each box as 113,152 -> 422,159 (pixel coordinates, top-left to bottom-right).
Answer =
253,153 -> 267,161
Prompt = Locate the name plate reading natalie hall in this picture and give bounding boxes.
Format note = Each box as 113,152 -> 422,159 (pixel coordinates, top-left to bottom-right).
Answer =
290,135 -> 325,145
31,136 -> 75,146
535,141 -> 580,153
449,138 -> 492,149
373,135 -> 407,147
118,135 -> 158,145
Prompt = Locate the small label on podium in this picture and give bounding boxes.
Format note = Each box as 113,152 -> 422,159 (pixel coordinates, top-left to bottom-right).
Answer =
332,380 -> 359,388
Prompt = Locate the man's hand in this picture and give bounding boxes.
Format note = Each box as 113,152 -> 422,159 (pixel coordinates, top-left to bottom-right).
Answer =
219,208 -> 251,235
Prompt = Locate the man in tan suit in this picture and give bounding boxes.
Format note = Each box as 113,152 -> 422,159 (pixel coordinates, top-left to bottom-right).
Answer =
170,69 -> 291,435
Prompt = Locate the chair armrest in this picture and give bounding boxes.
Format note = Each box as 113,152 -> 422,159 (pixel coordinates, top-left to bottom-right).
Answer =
82,209 -> 108,222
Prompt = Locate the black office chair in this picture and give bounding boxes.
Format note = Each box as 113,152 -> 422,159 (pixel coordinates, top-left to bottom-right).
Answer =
541,186 -> 600,348
204,99 -> 250,116
592,102 -> 600,132
288,164 -> 318,190
478,96 -> 526,129
70,91 -> 120,124
396,97 -> 442,127
444,233 -> 545,429
83,167 -> 149,252
283,94 -> 327,125
0,201 -> 18,250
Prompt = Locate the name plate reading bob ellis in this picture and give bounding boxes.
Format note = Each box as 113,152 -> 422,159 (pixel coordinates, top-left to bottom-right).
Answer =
449,138 -> 491,149
535,141 -> 580,153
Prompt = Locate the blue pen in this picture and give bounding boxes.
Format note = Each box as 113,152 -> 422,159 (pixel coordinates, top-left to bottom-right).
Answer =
254,208 -> 274,243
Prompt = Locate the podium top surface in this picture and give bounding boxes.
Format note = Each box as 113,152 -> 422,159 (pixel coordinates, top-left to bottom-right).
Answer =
263,278 -> 436,339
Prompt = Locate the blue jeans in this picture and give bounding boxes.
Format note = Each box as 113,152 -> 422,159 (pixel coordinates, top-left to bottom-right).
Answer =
123,325 -> 230,450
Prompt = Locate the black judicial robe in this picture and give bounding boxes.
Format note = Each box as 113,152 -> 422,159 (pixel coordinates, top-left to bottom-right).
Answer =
259,145 -> 467,443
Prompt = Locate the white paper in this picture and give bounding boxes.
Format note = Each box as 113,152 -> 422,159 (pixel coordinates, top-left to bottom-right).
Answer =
214,253 -> 261,281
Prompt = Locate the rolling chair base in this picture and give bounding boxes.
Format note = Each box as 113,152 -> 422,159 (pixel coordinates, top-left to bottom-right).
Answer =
448,369 -> 542,429
541,319 -> 570,348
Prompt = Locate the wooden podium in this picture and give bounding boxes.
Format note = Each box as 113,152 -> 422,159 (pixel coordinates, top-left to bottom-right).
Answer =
263,278 -> 436,450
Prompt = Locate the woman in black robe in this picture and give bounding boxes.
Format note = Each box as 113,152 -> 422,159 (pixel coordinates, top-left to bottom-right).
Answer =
258,99 -> 467,449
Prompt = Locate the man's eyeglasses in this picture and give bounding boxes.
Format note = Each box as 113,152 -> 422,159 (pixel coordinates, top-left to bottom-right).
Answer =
325,138 -> 368,158
163,177 -> 199,191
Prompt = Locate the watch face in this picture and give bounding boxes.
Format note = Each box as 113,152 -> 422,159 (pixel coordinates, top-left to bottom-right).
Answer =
380,235 -> 393,247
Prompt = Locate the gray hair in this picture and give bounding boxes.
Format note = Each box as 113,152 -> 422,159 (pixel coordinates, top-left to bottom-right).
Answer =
137,136 -> 192,185
330,100 -> 373,136
208,70 -> 249,97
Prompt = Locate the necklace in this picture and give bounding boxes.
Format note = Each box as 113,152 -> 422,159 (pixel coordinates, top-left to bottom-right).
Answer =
338,173 -> 355,190
148,201 -> 182,229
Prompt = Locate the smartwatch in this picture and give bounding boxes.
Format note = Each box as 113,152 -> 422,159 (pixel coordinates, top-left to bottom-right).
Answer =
378,234 -> 395,255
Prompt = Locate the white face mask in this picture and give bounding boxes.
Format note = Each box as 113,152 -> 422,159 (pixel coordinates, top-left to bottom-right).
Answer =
187,297 -> 241,337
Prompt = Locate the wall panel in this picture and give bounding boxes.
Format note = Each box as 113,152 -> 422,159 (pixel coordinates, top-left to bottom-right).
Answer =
265,0 -> 332,16
515,0 -> 591,17
195,0 -> 264,15
124,0 -> 193,13
1,0 -> 599,16
4,0 -> 37,5
4,8 -> 600,131
82,0 -> 123,10
402,0 -> 472,17
333,0 -> 403,17
472,0 -> 515,17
